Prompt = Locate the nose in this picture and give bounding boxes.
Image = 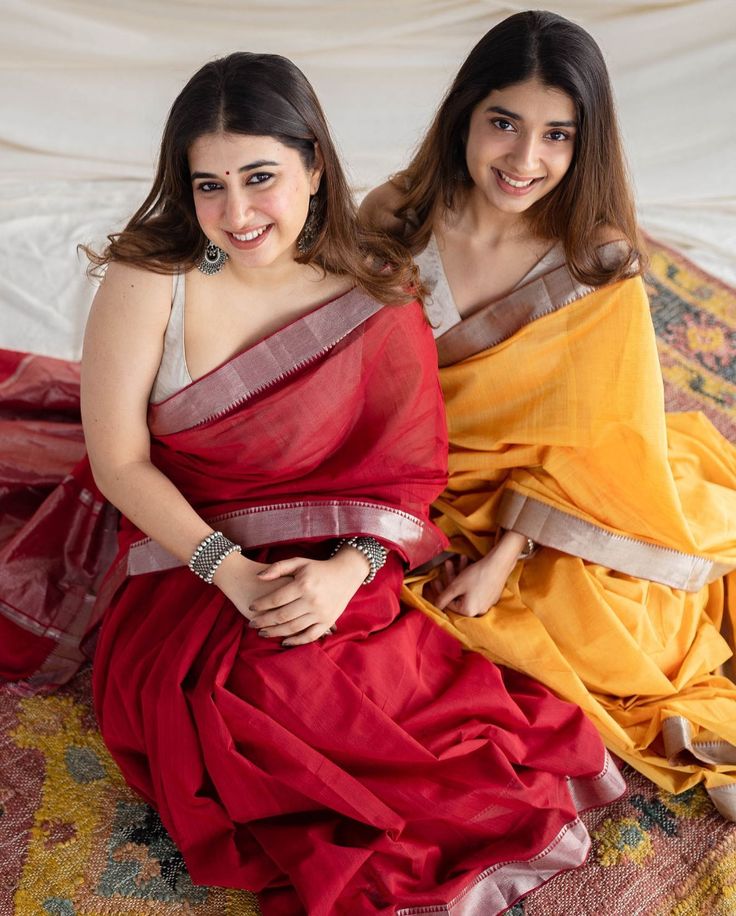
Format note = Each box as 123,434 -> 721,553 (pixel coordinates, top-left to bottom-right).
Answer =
225,189 -> 254,228
509,133 -> 540,173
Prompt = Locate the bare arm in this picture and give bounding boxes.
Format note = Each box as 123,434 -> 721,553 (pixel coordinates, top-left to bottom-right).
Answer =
80,262 -> 271,604
81,262 -> 218,563
81,261 -> 367,632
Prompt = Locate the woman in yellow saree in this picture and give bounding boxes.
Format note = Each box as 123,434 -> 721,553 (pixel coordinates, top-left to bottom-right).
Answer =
362,9 -> 736,818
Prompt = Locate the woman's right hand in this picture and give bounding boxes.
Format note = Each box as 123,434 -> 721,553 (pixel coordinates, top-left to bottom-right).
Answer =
432,530 -> 528,617
213,552 -> 293,622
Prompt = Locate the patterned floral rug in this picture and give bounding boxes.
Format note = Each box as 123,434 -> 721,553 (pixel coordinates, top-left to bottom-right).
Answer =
1,239 -> 734,916
647,237 -> 736,443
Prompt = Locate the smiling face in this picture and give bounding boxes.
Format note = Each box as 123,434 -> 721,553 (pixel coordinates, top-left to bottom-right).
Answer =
189,132 -> 322,271
464,77 -> 577,217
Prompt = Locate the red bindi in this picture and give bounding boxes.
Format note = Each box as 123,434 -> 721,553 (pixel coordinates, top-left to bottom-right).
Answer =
225,170 -> 230,175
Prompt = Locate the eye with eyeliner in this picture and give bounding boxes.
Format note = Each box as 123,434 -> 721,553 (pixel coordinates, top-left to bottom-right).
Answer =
194,170 -> 274,193
488,115 -> 573,144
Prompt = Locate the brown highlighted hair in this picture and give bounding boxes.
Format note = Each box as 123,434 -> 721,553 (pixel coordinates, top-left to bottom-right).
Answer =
395,10 -> 644,286
84,52 -> 417,305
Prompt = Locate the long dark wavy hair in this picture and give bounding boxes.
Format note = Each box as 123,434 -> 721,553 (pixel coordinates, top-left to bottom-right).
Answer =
395,10 -> 644,285
84,52 -> 417,304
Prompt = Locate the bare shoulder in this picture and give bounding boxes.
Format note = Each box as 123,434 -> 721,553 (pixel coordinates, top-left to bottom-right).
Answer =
358,180 -> 406,234
86,261 -> 174,348
83,261 -> 174,391
93,261 -> 172,314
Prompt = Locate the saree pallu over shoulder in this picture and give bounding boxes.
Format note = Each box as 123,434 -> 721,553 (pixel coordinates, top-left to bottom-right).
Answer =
405,256 -> 736,818
436,240 -> 632,367
436,266 -> 736,582
0,294 -> 448,693
136,291 -> 448,571
89,291 -> 625,912
148,286 -> 383,435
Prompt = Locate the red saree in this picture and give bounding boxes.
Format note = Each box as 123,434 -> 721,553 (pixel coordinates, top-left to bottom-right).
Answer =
0,293 -> 624,914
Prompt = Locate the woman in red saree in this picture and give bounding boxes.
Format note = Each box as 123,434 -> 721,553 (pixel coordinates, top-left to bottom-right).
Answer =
0,52 -> 624,914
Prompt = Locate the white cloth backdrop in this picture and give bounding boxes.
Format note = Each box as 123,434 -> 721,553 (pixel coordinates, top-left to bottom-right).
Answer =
1,0 -> 734,359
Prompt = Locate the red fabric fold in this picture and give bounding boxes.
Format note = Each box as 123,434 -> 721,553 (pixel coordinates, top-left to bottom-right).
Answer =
1,297 -> 624,913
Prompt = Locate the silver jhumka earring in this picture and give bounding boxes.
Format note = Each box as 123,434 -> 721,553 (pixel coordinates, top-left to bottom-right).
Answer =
197,240 -> 228,275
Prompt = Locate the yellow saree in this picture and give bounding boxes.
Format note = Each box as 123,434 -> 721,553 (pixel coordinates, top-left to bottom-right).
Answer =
404,243 -> 736,817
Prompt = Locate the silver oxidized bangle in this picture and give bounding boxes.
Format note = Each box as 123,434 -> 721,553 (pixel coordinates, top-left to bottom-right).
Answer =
189,531 -> 242,584
331,536 -> 388,584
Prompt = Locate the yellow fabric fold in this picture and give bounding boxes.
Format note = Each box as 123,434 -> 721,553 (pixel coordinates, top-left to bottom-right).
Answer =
405,275 -> 736,807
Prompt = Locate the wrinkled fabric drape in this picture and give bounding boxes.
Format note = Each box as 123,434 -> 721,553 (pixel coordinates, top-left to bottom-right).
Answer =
1,293 -> 625,913
0,349 -> 116,687
404,265 -> 736,819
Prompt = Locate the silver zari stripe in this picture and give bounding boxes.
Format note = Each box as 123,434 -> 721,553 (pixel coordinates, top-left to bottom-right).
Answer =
498,489 -> 733,592
127,500 -> 446,575
397,819 -> 591,915
396,753 -> 625,914
663,716 -> 736,766
709,784 -> 736,821
437,241 -> 632,367
149,288 -> 382,435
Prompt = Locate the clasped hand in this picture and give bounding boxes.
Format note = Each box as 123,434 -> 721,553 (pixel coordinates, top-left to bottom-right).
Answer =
216,548 -> 370,646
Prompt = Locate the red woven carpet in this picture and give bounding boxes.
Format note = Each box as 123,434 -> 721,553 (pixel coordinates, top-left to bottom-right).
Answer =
1,239 -> 734,915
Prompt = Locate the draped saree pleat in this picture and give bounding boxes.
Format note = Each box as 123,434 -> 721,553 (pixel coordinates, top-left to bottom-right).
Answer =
403,245 -> 736,819
0,292 -> 624,913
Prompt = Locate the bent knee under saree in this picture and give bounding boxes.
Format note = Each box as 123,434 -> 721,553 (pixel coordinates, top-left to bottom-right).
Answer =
0,293 -> 623,915
403,249 -> 736,818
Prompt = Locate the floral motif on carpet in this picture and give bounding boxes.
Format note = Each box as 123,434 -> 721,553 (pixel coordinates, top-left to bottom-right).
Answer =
0,671 -> 258,915
646,237 -> 736,443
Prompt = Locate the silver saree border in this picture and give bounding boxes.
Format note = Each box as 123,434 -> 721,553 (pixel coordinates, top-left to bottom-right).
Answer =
395,750 -> 624,914
397,820 -> 591,915
566,749 -> 626,812
663,716 -> 736,767
436,241 -> 631,367
709,784 -> 736,821
127,499 -> 447,575
498,489 -> 734,592
654,719 -> 736,820
149,287 -> 383,436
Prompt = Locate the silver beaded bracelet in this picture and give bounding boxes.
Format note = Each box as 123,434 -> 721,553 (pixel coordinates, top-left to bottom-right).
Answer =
518,537 -> 538,560
189,531 -> 242,584
331,536 -> 388,584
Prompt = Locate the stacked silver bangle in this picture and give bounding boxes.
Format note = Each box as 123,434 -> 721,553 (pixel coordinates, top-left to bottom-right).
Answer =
332,536 -> 388,584
189,531 -> 241,584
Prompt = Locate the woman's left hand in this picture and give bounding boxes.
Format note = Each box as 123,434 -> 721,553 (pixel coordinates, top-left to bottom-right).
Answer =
248,547 -> 370,646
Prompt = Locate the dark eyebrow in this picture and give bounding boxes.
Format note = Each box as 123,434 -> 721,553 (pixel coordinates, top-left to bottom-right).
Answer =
486,105 -> 576,128
190,160 -> 280,181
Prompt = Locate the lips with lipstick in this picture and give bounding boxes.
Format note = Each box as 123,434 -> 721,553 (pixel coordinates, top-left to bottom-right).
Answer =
492,168 -> 543,195
227,225 -> 273,249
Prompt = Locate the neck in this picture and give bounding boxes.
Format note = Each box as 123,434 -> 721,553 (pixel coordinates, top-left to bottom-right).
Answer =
448,186 -> 533,247
225,253 -> 318,291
